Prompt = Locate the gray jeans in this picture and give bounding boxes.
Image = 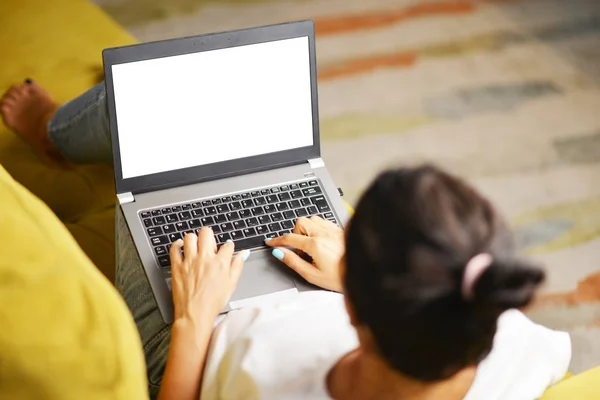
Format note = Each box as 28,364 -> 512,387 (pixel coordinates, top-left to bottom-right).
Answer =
49,83 -> 167,398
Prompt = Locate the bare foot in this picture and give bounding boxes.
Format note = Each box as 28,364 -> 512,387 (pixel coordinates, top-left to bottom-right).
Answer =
0,79 -> 72,169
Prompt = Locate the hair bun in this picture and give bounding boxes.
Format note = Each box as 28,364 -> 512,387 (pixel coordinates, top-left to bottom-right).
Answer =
471,258 -> 545,310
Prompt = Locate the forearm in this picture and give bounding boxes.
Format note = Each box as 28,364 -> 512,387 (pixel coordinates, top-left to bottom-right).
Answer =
157,317 -> 214,400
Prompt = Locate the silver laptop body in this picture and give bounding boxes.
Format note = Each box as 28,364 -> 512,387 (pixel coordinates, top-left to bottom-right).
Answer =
103,21 -> 349,323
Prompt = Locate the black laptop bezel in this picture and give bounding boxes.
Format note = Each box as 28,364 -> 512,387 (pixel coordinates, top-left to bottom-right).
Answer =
103,20 -> 321,195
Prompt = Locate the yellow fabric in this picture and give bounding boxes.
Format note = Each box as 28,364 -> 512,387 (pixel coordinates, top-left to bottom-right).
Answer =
0,0 -> 136,279
0,164 -> 148,400
540,367 -> 600,399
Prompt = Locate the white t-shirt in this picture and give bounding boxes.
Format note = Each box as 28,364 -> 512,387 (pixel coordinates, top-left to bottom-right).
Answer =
200,291 -> 571,400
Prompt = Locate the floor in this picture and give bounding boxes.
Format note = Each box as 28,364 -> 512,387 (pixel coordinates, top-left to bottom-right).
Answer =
93,0 -> 600,373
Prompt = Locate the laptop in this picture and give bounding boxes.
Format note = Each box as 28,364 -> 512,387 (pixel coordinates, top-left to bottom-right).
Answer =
102,20 -> 350,323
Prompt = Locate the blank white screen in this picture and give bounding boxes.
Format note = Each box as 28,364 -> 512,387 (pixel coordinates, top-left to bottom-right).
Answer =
111,36 -> 314,179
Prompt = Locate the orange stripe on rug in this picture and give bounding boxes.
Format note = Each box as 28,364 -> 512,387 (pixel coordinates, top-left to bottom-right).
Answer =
319,52 -> 417,81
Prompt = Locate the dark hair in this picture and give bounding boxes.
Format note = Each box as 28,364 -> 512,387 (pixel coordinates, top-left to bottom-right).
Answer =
344,165 -> 544,381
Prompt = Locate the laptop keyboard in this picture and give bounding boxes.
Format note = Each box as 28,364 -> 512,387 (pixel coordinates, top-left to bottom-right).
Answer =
139,179 -> 338,270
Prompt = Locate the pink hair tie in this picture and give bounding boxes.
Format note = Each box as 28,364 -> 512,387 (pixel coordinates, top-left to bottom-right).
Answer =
461,253 -> 493,300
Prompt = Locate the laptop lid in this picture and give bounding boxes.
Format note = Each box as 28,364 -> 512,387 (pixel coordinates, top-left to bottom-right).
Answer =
103,21 -> 320,196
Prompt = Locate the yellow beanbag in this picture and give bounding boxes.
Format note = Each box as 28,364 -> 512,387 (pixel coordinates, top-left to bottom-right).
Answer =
0,164 -> 147,400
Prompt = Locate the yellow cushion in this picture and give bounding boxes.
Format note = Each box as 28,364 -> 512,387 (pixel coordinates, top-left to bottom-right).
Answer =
540,367 -> 600,399
0,164 -> 148,399
0,0 -> 136,278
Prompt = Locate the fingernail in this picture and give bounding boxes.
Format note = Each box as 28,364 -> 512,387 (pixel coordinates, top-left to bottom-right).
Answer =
176,239 -> 183,244
242,250 -> 251,261
226,239 -> 232,243
264,237 -> 272,242
24,78 -> 32,84
272,248 -> 284,260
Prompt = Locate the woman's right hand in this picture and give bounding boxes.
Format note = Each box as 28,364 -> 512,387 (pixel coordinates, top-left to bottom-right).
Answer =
265,216 -> 345,292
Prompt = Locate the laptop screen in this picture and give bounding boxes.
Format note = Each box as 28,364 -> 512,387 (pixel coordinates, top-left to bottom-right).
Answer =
111,36 -> 314,180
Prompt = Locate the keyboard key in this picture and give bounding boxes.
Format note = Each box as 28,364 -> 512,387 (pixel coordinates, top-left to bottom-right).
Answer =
215,214 -> 227,224
300,198 -> 311,207
251,207 -> 264,216
200,216 -> 215,226
258,215 -> 271,224
226,211 -> 240,221
309,180 -> 318,186
270,187 -> 280,193
323,212 -> 334,219
246,217 -> 259,227
191,209 -> 204,218
256,225 -> 268,235
217,204 -> 230,213
212,225 -> 222,234
202,200 -> 212,207
311,196 -> 331,212
280,185 -> 289,191
242,199 -> 254,208
251,191 -> 261,197
302,187 -> 322,196
147,227 -> 163,237
266,195 -> 279,204
212,198 -> 222,205
239,209 -> 252,219
230,201 -> 242,211
271,212 -> 283,222
220,222 -> 234,232
307,206 -> 319,215
232,194 -> 242,201
232,235 -> 267,251
151,236 -> 169,246
295,208 -> 308,217
168,233 -> 182,242
255,197 -> 267,206
265,232 -> 278,239
299,182 -> 309,188
278,192 -> 291,201
288,200 -> 301,209
176,221 -> 189,231
243,227 -> 257,237
154,246 -> 167,256
327,218 -> 337,224
165,214 -> 179,223
205,206 -> 217,215
161,207 -> 173,214
151,210 -> 162,217
276,202 -> 289,211
192,202 -> 202,208
263,204 -> 276,214
141,211 -> 151,218
230,230 -> 244,240
221,196 -> 231,203
233,220 -> 246,230
143,218 -> 153,227
278,231 -> 288,237
217,233 -> 231,243
189,219 -> 201,229
283,210 -> 295,220
153,216 -> 166,225
261,189 -> 270,195
172,206 -> 182,212
163,224 -> 176,234
183,230 -> 195,236
268,222 -> 282,232
182,204 -> 192,210
290,183 -> 299,189
241,192 -> 251,199
290,190 -> 302,199
281,220 -> 294,229
157,255 -> 170,268
179,211 -> 192,220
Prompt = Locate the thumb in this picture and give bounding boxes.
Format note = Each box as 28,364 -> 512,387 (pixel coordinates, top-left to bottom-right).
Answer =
230,249 -> 250,282
272,247 -> 316,282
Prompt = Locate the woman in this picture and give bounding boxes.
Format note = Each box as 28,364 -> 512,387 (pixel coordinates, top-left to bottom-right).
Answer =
1,80 -> 571,399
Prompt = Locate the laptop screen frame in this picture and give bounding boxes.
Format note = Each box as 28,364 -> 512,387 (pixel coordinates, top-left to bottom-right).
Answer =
103,20 -> 321,195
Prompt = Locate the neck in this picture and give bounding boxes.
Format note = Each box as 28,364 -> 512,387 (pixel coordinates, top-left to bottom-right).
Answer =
328,349 -> 477,400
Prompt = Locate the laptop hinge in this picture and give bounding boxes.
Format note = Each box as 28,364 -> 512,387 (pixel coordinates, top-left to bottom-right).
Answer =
117,192 -> 135,205
308,157 -> 325,169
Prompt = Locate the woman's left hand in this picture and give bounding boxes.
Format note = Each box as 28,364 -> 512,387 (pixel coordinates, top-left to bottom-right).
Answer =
169,228 -> 249,325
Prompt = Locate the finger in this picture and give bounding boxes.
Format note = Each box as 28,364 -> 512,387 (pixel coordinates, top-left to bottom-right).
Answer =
217,240 -> 235,262
293,217 -> 316,236
183,232 -> 198,259
271,247 -> 317,282
197,227 -> 217,254
265,233 -> 314,253
230,249 -> 250,282
169,239 -> 184,265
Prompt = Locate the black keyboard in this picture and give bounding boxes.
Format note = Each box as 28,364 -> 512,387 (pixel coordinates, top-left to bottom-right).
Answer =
139,179 -> 338,269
